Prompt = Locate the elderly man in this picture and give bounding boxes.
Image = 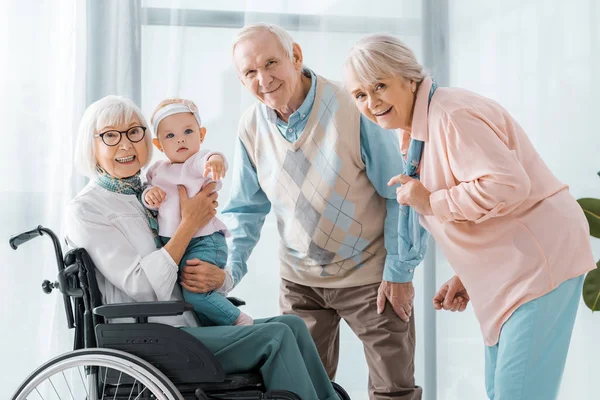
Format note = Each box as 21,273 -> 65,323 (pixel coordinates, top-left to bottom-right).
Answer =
183,24 -> 427,400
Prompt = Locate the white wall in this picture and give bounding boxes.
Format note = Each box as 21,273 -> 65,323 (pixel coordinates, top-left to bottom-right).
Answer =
440,1 -> 600,399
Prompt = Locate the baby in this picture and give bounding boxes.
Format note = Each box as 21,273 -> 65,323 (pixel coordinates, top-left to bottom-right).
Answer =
143,98 -> 252,326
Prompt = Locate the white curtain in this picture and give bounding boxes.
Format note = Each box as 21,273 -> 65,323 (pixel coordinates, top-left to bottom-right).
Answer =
0,0 -> 144,398
0,1 -> 85,398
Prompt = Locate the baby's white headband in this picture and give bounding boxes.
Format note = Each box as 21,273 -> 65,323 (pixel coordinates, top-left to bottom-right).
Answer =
152,100 -> 202,136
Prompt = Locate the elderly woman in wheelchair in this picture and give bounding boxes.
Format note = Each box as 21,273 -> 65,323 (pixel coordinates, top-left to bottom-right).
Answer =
9,95 -> 349,400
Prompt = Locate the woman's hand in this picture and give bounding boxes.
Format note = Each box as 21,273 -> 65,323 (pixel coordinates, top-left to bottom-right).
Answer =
162,183 -> 219,265
204,155 -> 227,181
181,258 -> 226,293
388,174 -> 433,216
433,275 -> 470,312
377,280 -> 415,322
178,182 -> 218,229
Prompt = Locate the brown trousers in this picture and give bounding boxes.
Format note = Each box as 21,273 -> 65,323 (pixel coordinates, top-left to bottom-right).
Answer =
279,279 -> 422,400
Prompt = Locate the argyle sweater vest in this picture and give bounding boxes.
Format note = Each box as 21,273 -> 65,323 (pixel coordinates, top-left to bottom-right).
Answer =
238,75 -> 387,288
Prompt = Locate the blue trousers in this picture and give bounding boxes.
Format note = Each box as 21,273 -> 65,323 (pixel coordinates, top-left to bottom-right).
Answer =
160,232 -> 240,326
484,274 -> 584,400
181,314 -> 338,400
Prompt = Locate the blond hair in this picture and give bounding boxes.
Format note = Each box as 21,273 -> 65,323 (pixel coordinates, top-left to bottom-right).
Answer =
151,98 -> 201,137
344,34 -> 427,85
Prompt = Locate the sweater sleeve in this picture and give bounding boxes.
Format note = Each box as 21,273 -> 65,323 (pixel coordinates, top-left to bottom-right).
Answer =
430,108 -> 531,224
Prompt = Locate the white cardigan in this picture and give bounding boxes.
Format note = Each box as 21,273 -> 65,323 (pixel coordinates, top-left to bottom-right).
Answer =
64,181 -> 198,328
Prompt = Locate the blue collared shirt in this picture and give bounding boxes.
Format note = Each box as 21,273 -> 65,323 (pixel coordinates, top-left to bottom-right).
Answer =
222,70 -> 427,286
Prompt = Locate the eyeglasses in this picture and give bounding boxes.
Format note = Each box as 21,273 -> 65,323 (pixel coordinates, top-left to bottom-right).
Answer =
94,126 -> 147,146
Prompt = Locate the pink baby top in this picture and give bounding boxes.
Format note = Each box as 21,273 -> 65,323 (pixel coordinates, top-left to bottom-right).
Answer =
143,149 -> 230,239
407,77 -> 596,346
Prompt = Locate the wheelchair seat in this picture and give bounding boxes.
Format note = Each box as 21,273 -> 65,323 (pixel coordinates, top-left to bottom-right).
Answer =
64,246 -> 271,398
9,226 -> 351,400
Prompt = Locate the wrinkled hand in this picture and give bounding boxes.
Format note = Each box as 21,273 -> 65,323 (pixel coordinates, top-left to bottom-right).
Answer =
178,182 -> 218,229
387,174 -> 433,216
204,155 -> 227,181
433,275 -> 470,312
377,280 -> 415,322
144,186 -> 166,208
180,258 -> 226,293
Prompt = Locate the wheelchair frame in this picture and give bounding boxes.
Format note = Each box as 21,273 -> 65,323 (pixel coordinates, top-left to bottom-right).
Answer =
9,226 -> 351,400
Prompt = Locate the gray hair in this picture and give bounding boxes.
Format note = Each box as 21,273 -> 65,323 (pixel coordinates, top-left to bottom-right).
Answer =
74,95 -> 152,178
344,34 -> 427,85
232,23 -> 295,66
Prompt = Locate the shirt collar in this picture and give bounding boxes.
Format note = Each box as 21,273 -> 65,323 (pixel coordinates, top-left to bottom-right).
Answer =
265,68 -> 316,125
409,76 -> 434,142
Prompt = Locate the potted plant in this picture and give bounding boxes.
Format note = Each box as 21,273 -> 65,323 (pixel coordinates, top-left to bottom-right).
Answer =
577,171 -> 600,311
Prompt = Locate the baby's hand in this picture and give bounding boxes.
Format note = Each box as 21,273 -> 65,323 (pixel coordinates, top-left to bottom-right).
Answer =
204,155 -> 227,181
144,187 -> 166,208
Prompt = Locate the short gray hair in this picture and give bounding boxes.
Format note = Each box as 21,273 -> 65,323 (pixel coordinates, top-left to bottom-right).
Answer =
232,23 -> 295,66
344,34 -> 427,85
74,95 -> 152,178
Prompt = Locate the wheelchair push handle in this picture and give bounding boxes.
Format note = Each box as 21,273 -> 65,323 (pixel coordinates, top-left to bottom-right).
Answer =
9,225 -> 74,328
9,226 -> 64,264
9,226 -> 43,250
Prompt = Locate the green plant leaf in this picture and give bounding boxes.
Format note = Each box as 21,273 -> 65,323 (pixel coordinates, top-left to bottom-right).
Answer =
582,260 -> 600,311
577,198 -> 600,238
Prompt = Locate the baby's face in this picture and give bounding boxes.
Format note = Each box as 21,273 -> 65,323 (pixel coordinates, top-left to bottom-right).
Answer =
156,112 -> 203,163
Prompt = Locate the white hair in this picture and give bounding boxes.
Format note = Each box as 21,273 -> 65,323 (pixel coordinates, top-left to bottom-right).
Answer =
74,95 -> 152,178
232,23 -> 295,67
344,34 -> 427,86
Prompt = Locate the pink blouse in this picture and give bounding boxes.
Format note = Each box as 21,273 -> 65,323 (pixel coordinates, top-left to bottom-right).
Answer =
407,77 -> 596,346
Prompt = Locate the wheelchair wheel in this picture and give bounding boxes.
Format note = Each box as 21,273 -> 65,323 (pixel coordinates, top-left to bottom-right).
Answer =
332,381 -> 351,400
12,348 -> 183,400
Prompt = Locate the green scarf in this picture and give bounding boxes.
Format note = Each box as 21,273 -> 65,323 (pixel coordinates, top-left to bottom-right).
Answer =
95,166 -> 161,248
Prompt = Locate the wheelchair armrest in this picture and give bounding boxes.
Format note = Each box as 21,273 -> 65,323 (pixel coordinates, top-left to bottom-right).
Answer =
227,297 -> 246,307
93,301 -> 193,319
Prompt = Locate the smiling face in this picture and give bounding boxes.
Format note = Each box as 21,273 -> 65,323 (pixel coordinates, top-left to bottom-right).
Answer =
345,70 -> 416,131
94,118 -> 148,178
154,112 -> 206,163
233,30 -> 305,119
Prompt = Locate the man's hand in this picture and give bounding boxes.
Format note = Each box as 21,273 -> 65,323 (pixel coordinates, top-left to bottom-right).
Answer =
144,186 -> 166,208
433,275 -> 470,312
377,280 -> 415,322
180,258 -> 226,293
204,155 -> 227,181
387,174 -> 433,216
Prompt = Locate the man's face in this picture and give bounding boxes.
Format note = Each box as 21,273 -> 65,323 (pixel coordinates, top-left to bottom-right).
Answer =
234,31 -> 303,112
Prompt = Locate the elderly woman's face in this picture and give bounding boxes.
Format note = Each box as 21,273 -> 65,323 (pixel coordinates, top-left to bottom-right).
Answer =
94,118 -> 148,178
346,71 -> 416,131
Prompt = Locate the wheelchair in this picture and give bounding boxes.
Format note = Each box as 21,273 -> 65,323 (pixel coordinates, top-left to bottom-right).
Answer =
9,226 -> 351,400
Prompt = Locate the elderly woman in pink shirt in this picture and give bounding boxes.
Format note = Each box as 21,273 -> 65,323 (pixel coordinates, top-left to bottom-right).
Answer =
344,34 -> 596,400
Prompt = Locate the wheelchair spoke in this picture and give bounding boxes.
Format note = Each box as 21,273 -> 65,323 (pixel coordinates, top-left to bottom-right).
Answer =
132,386 -> 148,400
34,387 -> 43,399
128,379 -> 137,400
61,370 -> 76,400
101,367 -> 109,400
112,371 -> 122,400
77,367 -> 89,398
48,377 -> 60,399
